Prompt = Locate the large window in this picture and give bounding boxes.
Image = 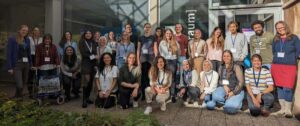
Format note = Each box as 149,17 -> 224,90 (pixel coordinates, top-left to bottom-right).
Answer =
64,0 -> 149,40
160,0 -> 209,40
211,0 -> 281,6
0,0 -> 45,72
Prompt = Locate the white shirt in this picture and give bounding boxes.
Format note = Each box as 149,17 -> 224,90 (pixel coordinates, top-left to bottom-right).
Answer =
29,36 -> 43,55
95,66 -> 119,92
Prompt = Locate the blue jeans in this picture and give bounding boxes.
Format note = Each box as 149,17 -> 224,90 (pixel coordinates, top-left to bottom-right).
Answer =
117,58 -> 125,69
247,93 -> 274,116
167,59 -> 177,97
277,87 -> 293,102
178,56 -> 186,84
206,87 -> 244,114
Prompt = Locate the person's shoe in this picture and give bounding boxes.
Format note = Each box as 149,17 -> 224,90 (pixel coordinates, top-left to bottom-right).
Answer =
160,102 -> 166,111
261,108 -> 270,117
133,101 -> 139,108
271,99 -> 285,116
184,101 -> 189,107
193,102 -> 200,108
144,106 -> 152,115
171,97 -> 176,103
200,102 -> 207,108
82,98 -> 87,108
73,94 -> 80,99
284,101 -> 293,118
86,99 -> 94,104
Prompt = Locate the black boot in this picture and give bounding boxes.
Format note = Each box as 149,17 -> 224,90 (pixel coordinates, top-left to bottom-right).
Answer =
14,88 -> 23,98
82,87 -> 87,108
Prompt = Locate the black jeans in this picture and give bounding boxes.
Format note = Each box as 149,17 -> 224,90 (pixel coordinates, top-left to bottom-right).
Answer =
95,92 -> 116,109
62,73 -> 81,98
141,62 -> 152,100
119,87 -> 140,109
211,60 -> 221,72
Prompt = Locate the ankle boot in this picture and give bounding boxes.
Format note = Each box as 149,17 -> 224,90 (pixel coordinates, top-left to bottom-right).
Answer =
284,101 -> 293,118
272,99 -> 285,116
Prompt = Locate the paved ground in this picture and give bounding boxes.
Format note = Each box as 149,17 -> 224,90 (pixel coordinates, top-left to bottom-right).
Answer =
1,83 -> 299,126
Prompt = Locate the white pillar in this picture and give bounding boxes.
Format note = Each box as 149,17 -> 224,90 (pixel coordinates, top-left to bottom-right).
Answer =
45,0 -> 63,44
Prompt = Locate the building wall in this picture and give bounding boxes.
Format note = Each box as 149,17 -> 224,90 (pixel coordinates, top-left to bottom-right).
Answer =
283,0 -> 300,37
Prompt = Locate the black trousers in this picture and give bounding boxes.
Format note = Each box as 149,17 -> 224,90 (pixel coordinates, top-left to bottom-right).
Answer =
62,74 -> 81,98
141,62 -> 151,100
95,93 -> 116,109
119,87 -> 140,109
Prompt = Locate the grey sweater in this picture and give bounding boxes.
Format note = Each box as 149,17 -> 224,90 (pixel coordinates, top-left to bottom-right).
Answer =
224,32 -> 248,61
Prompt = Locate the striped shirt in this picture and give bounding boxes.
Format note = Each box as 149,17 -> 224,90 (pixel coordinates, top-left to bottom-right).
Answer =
245,68 -> 273,94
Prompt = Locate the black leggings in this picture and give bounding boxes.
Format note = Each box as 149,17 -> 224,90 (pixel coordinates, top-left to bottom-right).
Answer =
141,62 -> 151,99
62,74 -> 81,98
119,87 -> 140,109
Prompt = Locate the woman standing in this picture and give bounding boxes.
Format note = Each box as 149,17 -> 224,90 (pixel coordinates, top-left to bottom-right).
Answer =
159,28 -> 180,103
116,32 -> 135,68
97,36 -> 112,58
118,52 -> 141,109
58,31 -> 78,57
188,28 -> 207,73
28,27 -> 42,97
95,52 -> 118,108
154,27 -> 163,54
79,30 -> 98,108
61,46 -> 81,101
206,50 -> 244,114
144,56 -> 172,114
35,34 -> 60,77
178,60 -> 200,108
107,31 -> 118,59
271,21 -> 300,118
94,31 -> 101,45
245,54 -> 274,117
199,60 -> 219,108
6,25 -> 31,98
206,27 -> 224,72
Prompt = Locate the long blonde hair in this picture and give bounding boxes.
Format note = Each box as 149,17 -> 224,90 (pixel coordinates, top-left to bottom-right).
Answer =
210,27 -> 224,50
16,25 -> 29,44
163,28 -> 178,54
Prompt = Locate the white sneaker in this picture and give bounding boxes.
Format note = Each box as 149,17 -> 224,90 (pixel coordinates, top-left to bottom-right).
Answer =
161,102 -> 166,111
193,102 -> 200,108
144,106 -> 152,115
200,102 -> 207,108
184,101 -> 189,107
133,101 -> 138,108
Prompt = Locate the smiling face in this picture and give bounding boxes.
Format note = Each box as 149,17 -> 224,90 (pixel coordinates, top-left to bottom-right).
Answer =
109,32 -> 114,40
276,23 -> 286,36
65,32 -> 71,41
253,24 -> 264,36
103,54 -> 112,65
203,61 -> 212,72
223,52 -> 232,64
66,47 -> 74,56
19,26 -> 29,38
156,29 -> 162,37
157,58 -> 165,70
125,24 -> 132,33
194,30 -> 201,39
182,61 -> 190,71
144,24 -> 151,34
251,57 -> 262,69
100,37 -> 106,46
94,32 -> 100,40
32,27 -> 40,37
228,23 -> 238,34
85,31 -> 92,40
214,28 -> 221,38
44,37 -> 51,45
175,24 -> 182,34
122,32 -> 129,41
127,53 -> 136,65
165,30 -> 173,41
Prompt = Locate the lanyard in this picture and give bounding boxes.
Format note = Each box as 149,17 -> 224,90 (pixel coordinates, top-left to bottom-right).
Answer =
85,41 -> 93,53
183,70 -> 192,86
253,68 -> 261,87
122,44 -> 129,54
102,67 -> 111,80
157,71 -> 165,86
193,40 -> 200,53
205,72 -> 213,86
231,34 -> 237,47
280,38 -> 285,52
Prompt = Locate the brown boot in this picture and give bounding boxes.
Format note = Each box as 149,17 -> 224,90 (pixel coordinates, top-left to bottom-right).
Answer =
261,108 -> 270,117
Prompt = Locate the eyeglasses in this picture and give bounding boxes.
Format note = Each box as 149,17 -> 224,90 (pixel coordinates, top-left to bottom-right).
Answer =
276,27 -> 285,30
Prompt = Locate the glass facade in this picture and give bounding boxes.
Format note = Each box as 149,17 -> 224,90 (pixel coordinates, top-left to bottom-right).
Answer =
0,0 -> 45,70
160,0 -> 209,39
212,0 -> 281,6
64,0 -> 149,40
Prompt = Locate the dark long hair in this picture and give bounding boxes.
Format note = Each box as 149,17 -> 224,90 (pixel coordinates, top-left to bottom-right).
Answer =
80,30 -> 94,42
149,56 -> 170,82
98,52 -> 116,74
42,34 -> 53,45
63,46 -> 77,67
59,31 -> 72,48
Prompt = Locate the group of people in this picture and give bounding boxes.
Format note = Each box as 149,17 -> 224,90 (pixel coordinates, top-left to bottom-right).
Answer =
6,20 -> 300,118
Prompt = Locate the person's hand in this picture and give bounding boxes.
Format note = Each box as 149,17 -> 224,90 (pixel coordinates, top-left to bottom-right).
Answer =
133,83 -> 140,89
98,91 -> 104,98
105,90 -> 111,98
224,86 -> 230,95
226,92 -> 234,99
200,93 -> 206,100
252,96 -> 261,108
131,88 -> 138,97
179,88 -> 186,97
256,93 -> 262,104
8,69 -> 13,75
161,88 -> 167,94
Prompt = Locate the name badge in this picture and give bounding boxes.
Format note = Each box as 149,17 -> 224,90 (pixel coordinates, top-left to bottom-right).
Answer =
222,79 -> 229,85
142,49 -> 148,54
45,57 -> 50,62
277,52 -> 285,58
22,57 -> 28,62
230,48 -> 237,53
89,55 -> 95,60
255,49 -> 260,54
195,53 -> 199,57
167,51 -> 172,59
